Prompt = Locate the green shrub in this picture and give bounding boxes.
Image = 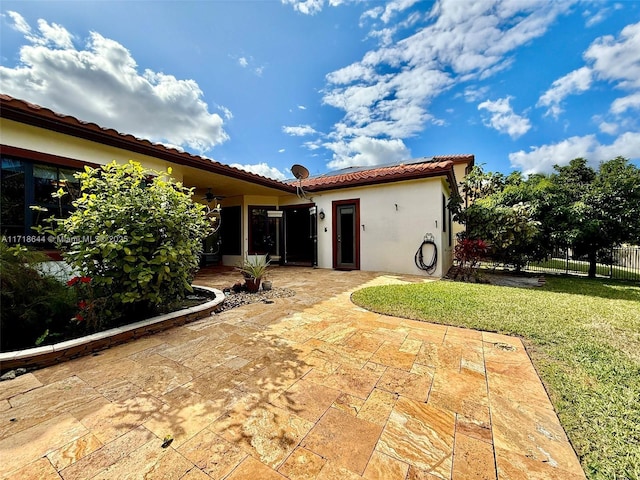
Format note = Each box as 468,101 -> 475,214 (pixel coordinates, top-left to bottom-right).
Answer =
0,243 -> 77,351
46,161 -> 212,325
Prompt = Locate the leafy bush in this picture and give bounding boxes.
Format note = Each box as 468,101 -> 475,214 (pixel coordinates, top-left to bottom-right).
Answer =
0,243 -> 77,351
452,238 -> 488,281
46,161 -> 212,325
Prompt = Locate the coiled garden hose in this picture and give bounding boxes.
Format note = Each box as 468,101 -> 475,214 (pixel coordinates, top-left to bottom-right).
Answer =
415,235 -> 437,274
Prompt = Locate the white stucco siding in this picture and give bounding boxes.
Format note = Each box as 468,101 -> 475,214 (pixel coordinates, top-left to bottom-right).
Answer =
309,177 -> 454,277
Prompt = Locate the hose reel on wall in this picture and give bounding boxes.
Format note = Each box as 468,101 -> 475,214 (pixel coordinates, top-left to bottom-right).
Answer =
415,233 -> 437,274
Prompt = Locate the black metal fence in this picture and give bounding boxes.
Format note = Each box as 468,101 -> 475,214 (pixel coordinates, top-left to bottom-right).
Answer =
526,246 -> 640,281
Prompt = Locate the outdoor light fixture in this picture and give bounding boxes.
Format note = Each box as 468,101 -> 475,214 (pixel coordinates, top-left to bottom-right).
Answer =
319,209 -> 325,220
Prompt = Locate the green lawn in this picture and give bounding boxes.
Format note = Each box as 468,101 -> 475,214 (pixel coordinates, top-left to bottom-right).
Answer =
351,276 -> 640,480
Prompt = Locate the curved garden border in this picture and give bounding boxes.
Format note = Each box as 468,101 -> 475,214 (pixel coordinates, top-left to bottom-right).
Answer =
0,286 -> 225,373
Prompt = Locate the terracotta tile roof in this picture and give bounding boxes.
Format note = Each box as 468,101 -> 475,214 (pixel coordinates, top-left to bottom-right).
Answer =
292,155 -> 473,193
0,94 -> 295,193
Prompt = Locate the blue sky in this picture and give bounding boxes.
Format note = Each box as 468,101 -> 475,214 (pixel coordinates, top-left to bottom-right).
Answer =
2,1 -> 640,180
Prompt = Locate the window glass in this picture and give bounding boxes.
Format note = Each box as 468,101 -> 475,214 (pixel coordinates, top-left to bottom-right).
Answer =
249,206 -> 276,254
0,159 -> 82,244
442,194 -> 447,232
0,158 -> 25,236
59,168 -> 81,206
34,164 -> 58,205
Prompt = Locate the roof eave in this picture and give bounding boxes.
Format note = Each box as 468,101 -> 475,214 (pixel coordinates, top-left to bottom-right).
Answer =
304,167 -> 457,193
0,96 -> 296,194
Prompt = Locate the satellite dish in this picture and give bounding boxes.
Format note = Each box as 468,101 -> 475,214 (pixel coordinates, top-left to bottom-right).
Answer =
291,164 -> 310,180
291,164 -> 311,200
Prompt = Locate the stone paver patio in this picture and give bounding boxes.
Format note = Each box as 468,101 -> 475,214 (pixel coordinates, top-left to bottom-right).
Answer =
0,267 -> 585,479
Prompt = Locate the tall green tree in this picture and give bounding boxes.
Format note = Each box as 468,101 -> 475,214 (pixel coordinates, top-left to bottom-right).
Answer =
547,157 -> 640,277
452,165 -> 542,271
453,157 -> 640,277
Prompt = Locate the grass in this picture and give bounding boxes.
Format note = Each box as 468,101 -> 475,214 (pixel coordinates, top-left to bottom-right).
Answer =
528,257 -> 640,281
351,276 -> 640,480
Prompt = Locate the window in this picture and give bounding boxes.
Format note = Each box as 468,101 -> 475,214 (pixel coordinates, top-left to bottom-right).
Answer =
248,206 -> 277,255
442,194 -> 447,233
448,203 -> 453,247
0,157 -> 81,247
0,158 -> 26,238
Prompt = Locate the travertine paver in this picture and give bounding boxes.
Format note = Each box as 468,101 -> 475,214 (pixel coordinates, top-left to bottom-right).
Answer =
0,267 -> 586,479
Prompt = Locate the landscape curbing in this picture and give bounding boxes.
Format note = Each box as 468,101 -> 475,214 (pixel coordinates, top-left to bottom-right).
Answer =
0,286 -> 225,373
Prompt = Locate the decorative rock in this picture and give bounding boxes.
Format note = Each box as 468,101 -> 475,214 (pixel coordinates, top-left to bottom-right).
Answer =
217,287 -> 295,313
0,370 -> 16,381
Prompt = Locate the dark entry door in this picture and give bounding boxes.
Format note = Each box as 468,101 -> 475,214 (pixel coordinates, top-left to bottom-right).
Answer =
283,205 -> 316,266
333,199 -> 360,270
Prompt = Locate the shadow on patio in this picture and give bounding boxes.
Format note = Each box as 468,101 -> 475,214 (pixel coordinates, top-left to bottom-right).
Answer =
0,267 -> 585,479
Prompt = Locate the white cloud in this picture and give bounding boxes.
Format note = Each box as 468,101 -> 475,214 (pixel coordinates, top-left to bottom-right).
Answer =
304,140 -> 322,150
598,121 -> 618,135
235,55 -> 265,76
282,0 -> 361,14
367,28 -> 396,47
281,0 -> 325,15
321,0 -> 574,170
278,148 -> 286,153
537,67 -> 593,118
6,11 -> 31,35
230,162 -> 288,181
583,4 -> 623,28
611,92 -> 640,114
6,11 -> 74,49
584,7 -> 610,28
478,96 -> 531,139
509,135 -> 600,174
218,105 -> 233,120
380,0 -> 421,24
0,13 -> 228,153
361,6 -> 383,24
594,131 -> 640,160
538,20 -> 640,118
509,132 -> 640,174
298,105 -> 307,110
326,63 -> 378,85
585,21 -> 640,89
460,85 -> 489,102
282,125 -> 318,136
325,136 -> 410,170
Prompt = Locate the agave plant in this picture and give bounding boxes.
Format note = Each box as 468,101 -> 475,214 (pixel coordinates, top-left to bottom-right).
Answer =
236,255 -> 270,279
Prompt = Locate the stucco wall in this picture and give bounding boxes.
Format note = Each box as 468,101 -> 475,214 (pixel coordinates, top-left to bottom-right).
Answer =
1,118 -> 186,181
304,178 -> 454,277
2,117 -> 455,276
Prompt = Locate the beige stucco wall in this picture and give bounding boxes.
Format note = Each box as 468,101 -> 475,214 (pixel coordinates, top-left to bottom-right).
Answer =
1,118 -> 186,181
2,117 -> 457,276
294,177 -> 454,277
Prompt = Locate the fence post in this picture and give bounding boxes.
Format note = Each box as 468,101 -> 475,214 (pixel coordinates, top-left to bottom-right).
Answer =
609,248 -> 613,278
565,248 -> 569,275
